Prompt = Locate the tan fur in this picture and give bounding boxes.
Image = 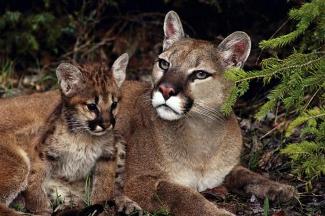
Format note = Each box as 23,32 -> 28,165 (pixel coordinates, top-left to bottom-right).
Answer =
114,11 -> 296,216
116,82 -> 238,216
0,54 -> 141,215
0,91 -> 60,215
224,165 -> 297,202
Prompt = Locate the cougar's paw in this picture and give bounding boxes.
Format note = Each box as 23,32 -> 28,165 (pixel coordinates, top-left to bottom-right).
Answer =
246,182 -> 297,202
115,195 -> 142,215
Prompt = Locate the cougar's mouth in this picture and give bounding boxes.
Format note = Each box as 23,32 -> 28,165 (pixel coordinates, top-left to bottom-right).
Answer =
157,104 -> 182,115
151,90 -> 191,121
155,105 -> 182,121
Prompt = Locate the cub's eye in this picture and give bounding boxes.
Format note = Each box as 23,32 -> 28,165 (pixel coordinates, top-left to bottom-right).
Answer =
111,101 -> 118,110
158,59 -> 170,71
87,103 -> 97,111
193,70 -> 211,80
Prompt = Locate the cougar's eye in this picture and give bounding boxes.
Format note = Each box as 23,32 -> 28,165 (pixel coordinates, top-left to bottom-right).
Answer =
158,59 -> 170,71
111,101 -> 118,110
192,70 -> 211,80
87,103 -> 97,111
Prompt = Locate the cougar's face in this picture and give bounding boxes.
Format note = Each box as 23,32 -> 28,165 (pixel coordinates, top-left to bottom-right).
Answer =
151,11 -> 251,121
152,40 -> 231,121
56,53 -> 128,135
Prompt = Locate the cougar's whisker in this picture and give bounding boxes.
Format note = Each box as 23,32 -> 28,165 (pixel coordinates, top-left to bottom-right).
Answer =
193,102 -> 225,121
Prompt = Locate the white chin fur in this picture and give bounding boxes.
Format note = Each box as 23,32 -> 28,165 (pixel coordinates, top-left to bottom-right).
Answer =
156,106 -> 182,121
152,91 -> 165,107
152,91 -> 184,121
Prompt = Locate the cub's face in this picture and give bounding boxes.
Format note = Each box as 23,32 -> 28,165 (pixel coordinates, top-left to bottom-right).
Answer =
151,11 -> 251,121
63,86 -> 119,136
56,53 -> 128,136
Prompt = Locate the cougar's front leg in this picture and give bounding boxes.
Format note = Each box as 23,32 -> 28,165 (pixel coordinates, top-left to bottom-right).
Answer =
125,176 -> 234,216
224,165 -> 297,202
157,180 -> 234,216
24,157 -> 51,215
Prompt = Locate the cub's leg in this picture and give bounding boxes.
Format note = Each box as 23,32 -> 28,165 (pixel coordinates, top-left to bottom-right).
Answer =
91,158 -> 115,203
125,176 -> 234,216
224,165 -> 297,202
0,144 -> 30,216
24,156 -> 51,215
91,139 -> 141,215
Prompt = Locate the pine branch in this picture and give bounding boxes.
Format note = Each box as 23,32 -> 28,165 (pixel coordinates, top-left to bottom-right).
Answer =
260,0 -> 324,49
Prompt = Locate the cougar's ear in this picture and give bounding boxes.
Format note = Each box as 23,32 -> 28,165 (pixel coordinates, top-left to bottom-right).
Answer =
163,11 -> 185,50
56,63 -> 84,97
112,53 -> 128,88
217,31 -> 251,69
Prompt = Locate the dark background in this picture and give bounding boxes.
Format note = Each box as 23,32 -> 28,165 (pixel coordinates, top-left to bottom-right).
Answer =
0,0 -> 294,76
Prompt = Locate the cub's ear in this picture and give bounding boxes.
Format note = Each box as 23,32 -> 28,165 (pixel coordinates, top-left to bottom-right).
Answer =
163,11 -> 185,50
217,31 -> 251,69
112,53 -> 128,88
56,63 -> 84,97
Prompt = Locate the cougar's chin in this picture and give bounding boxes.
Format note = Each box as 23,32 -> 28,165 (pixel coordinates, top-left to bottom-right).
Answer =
156,106 -> 182,121
151,91 -> 187,121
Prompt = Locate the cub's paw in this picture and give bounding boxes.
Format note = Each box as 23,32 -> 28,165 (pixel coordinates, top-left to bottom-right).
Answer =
246,182 -> 297,202
33,209 -> 52,216
114,195 -> 142,215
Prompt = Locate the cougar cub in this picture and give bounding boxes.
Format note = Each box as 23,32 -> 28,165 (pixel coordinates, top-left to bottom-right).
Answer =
0,54 -> 140,215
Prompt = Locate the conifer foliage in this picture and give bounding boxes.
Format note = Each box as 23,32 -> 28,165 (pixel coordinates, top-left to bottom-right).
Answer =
223,0 -> 324,180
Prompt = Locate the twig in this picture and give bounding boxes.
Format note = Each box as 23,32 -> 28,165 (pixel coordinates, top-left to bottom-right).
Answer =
80,37 -> 116,58
303,88 -> 321,112
236,57 -> 324,83
260,121 -> 285,139
256,19 -> 289,64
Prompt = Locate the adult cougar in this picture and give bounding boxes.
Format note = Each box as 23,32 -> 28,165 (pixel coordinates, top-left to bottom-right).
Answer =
0,54 -> 140,215
114,11 -> 297,216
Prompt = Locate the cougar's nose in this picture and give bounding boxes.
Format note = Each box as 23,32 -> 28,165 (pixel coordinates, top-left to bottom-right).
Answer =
158,83 -> 176,100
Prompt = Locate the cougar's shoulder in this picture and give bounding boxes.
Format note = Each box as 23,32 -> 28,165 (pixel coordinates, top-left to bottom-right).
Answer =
0,90 -> 61,148
116,80 -> 152,139
0,90 -> 60,130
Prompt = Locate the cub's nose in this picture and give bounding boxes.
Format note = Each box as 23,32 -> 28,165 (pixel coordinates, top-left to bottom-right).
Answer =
102,119 -> 114,130
158,83 -> 176,100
